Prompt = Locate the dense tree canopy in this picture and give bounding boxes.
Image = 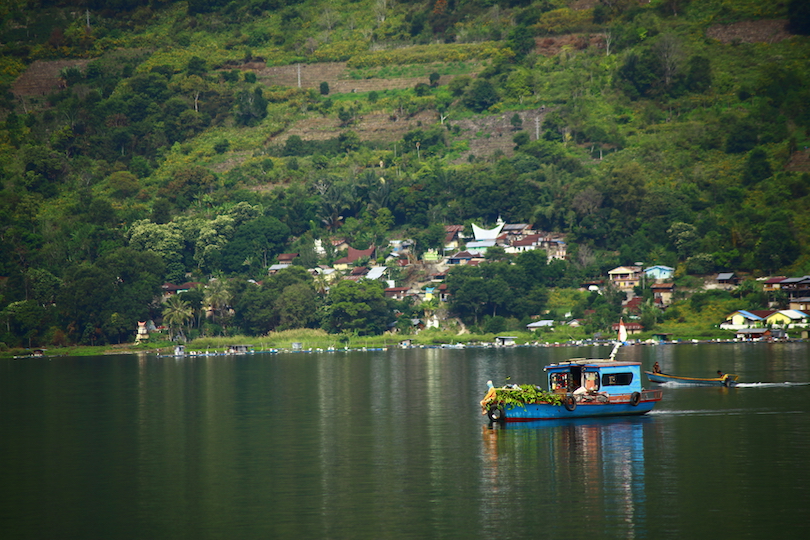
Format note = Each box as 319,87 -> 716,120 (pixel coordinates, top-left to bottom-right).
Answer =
1,0 -> 809,347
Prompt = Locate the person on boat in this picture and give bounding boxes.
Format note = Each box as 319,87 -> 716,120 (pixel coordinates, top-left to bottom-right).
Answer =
717,370 -> 724,378
653,362 -> 661,373
480,380 -> 497,414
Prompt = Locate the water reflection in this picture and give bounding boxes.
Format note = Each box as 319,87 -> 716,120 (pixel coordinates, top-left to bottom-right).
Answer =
481,418 -> 650,538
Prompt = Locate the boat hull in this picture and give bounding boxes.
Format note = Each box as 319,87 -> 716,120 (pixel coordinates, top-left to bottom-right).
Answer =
645,371 -> 738,387
490,390 -> 662,422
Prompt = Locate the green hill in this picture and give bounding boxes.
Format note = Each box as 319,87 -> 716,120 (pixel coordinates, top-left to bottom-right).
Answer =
1,0 -> 809,348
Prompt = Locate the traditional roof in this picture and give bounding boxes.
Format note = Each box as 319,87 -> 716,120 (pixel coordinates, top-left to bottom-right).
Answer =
472,222 -> 504,240
277,252 -> 299,262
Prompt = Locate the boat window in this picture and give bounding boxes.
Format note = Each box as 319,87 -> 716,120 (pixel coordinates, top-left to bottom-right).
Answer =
549,372 -> 571,392
601,372 -> 634,386
583,371 -> 599,391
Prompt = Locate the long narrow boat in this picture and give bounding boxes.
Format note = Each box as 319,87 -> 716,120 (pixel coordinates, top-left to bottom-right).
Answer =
644,371 -> 738,387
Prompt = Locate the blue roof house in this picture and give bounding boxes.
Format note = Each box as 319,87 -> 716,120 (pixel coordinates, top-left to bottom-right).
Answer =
644,265 -> 675,281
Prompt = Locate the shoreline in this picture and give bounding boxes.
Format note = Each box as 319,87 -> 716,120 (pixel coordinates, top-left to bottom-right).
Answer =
5,336 -> 806,360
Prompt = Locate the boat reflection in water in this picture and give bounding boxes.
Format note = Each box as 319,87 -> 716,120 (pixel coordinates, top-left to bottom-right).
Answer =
480,418 -> 649,537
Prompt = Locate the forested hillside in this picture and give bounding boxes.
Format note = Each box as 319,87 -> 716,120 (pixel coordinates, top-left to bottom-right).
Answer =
1,0 -> 809,348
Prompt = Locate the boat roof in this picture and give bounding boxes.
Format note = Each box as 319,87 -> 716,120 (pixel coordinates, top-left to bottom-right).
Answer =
545,359 -> 641,369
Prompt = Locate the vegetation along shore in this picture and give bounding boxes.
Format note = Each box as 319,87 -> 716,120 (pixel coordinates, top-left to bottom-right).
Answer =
1,1 -> 809,354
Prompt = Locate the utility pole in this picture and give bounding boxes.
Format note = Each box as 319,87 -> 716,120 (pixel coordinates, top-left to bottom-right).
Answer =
535,117 -> 540,140
297,63 -> 301,88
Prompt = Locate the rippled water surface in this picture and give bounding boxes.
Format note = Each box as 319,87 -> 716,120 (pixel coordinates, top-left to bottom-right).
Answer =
1,343 -> 808,539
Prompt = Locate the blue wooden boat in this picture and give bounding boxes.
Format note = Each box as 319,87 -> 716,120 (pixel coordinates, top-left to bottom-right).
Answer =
644,371 -> 738,387
481,359 -> 663,423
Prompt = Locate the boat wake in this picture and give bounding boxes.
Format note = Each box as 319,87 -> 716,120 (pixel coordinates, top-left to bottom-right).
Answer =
654,381 -> 810,388
648,408 -> 805,417
736,382 -> 810,388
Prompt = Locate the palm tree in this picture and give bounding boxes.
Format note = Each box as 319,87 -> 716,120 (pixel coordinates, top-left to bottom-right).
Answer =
163,295 -> 192,340
204,279 -> 232,324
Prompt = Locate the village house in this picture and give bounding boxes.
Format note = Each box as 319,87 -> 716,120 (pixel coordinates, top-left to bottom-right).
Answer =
161,282 -> 200,302
716,272 -> 738,289
735,328 -> 776,341
762,276 -> 787,293
790,297 -> 810,311
651,283 -> 675,307
644,265 -> 674,281
444,225 -> 465,252
384,287 -> 410,300
777,276 -> 810,301
765,310 -> 809,329
612,321 -> 643,335
719,310 -> 775,330
333,245 -> 376,271
526,320 -> 554,331
608,266 -> 643,289
447,250 -> 477,265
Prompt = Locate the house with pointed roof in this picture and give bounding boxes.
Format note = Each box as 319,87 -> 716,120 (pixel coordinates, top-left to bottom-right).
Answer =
277,253 -> 299,264
720,309 -> 776,330
651,283 -> 675,306
778,276 -> 810,300
444,225 -> 465,251
448,250 -> 476,265
716,272 -> 738,289
735,328 -> 769,340
334,245 -> 375,270
763,276 -> 787,292
765,310 -> 809,328
644,265 -> 674,281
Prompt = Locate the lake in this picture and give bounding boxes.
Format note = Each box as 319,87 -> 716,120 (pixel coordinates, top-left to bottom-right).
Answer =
1,342 -> 809,539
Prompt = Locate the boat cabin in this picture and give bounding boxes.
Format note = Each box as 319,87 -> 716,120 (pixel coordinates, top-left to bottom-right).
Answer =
545,360 -> 642,396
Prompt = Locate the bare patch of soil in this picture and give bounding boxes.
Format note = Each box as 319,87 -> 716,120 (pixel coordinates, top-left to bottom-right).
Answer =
706,19 -> 791,44
11,59 -> 92,96
254,61 -> 464,93
267,109 -> 438,146
785,149 -> 810,173
451,107 -> 550,162
535,33 -> 606,57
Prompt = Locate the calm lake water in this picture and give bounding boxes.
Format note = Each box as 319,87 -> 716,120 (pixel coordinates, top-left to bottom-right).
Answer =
2,343 -> 809,539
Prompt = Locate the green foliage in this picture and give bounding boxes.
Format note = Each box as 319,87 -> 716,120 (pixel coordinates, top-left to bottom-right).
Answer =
2,0 -> 810,349
491,385 -> 563,408
347,42 -> 508,69
323,279 -> 391,336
